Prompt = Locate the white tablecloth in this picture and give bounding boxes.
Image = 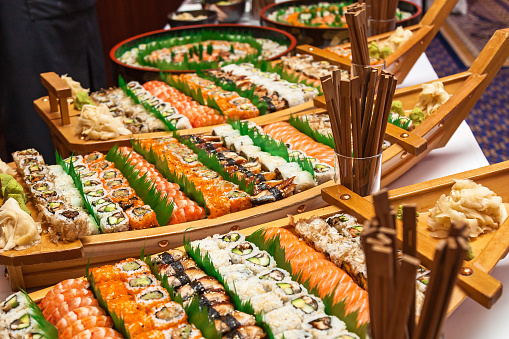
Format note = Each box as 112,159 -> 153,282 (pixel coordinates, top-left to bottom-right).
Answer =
2,16 -> 500,338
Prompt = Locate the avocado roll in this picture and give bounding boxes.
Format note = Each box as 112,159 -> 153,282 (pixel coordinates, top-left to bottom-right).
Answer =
125,205 -> 158,230
22,163 -> 46,178
124,274 -> 161,296
135,286 -> 171,312
96,202 -> 122,220
90,196 -> 114,213
289,295 -> 324,316
115,258 -> 151,281
63,155 -> 84,167
100,210 -> 130,233
214,232 -> 245,249
29,180 -> 54,198
84,187 -> 107,201
83,151 -> 105,164
88,160 -> 114,172
82,179 -> 103,191
313,162 -> 334,185
268,281 -> 306,303
150,301 -> 187,330
99,168 -> 122,181
226,190 -> 252,213
244,251 -> 276,274
12,149 -> 41,169
39,200 -> 67,224
302,312 -> 351,339
79,170 -> 100,182
1,293 -> 28,319
103,177 -> 129,191
34,188 -> 59,205
228,242 -> 259,264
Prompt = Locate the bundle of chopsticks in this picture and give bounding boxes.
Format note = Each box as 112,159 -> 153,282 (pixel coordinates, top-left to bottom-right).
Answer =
363,190 -> 469,339
321,67 -> 396,195
366,0 -> 399,34
345,3 -> 370,66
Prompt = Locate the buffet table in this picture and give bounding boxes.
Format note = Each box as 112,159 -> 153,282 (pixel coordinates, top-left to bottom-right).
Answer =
2,9 -> 504,337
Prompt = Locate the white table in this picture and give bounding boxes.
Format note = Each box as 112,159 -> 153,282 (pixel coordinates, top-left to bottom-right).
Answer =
1,16 -> 499,338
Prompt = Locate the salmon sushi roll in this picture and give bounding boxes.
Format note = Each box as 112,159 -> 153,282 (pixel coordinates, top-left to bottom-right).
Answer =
115,258 -> 152,281
125,205 -> 158,230
39,279 -> 90,310
103,177 -> 129,191
55,306 -> 107,334
69,327 -> 123,339
149,301 -> 187,330
90,265 -> 121,284
60,315 -> 114,339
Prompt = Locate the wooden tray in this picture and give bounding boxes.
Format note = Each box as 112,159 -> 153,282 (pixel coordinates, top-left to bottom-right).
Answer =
0,162 -> 332,290
30,162 -> 509,313
295,0 -> 459,83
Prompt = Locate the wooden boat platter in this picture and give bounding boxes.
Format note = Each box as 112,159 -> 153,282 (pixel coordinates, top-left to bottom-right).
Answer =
295,0 -> 458,83
28,160 -> 509,315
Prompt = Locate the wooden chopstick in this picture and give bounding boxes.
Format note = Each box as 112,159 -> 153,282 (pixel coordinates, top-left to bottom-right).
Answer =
321,76 -> 342,154
402,204 -> 418,338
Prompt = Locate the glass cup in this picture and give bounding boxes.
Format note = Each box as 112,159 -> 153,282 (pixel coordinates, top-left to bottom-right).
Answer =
334,152 -> 382,196
351,57 -> 386,78
368,18 -> 397,37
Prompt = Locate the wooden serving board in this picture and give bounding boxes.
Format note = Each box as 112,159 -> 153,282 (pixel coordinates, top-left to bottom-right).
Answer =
0,161 -> 334,290
296,0 -> 458,83
322,160 -> 509,311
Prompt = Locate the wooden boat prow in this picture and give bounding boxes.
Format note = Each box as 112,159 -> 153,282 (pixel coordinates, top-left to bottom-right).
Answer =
296,0 -> 460,83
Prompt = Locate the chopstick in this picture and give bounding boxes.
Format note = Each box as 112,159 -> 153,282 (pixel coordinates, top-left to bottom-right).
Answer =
345,3 -> 370,66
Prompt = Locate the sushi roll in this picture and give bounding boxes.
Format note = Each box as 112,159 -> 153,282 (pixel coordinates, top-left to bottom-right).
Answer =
207,302 -> 235,320
24,172 -> 47,185
288,294 -> 324,317
230,277 -> 266,302
214,232 -> 245,249
226,190 -> 252,213
53,209 -> 90,241
149,302 -> 187,330
157,258 -> 198,278
217,264 -> 253,288
29,180 -> 54,198
267,281 -> 307,303
177,277 -> 226,302
12,149 -> 41,169
228,242 -> 259,264
82,179 -> 103,191
99,168 -> 122,181
125,274 -> 161,296
39,200 -> 67,224
163,323 -> 203,339
83,151 -> 105,164
84,187 -> 107,201
97,280 -> 129,301
166,268 -> 208,290
80,170 -> 100,182
90,197 -> 114,213
103,177 -> 129,191
5,310 -> 37,338
244,251 -> 276,274
22,162 -> 46,178
214,311 -> 256,334
313,162 -> 334,185
223,326 -> 266,339
152,249 -> 188,265
264,305 -> 303,334
88,160 -> 114,172
95,201 -> 122,220
109,187 -> 137,205
90,265 -> 121,284
249,292 -> 284,314
274,330 -> 312,339
125,205 -> 158,230
99,210 -> 130,233
115,259 -> 151,281
134,286 -> 171,312
197,291 -> 231,309
63,155 -> 84,167
257,268 -> 290,282
302,312 -> 351,338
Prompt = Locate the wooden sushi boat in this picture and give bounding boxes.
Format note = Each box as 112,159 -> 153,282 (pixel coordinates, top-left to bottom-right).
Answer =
27,159 -> 509,316
295,0 -> 459,83
18,29 -> 508,291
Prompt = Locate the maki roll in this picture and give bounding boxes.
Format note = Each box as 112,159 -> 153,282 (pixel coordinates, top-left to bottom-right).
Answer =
90,265 -> 121,284
223,326 -> 266,339
97,280 -> 129,301
164,323 -> 203,339
215,232 -> 245,249
302,312 -> 352,338
1,292 -> 29,319
268,281 -> 306,303
152,249 -> 188,265
198,291 -> 231,309
82,179 -> 103,191
89,160 -> 114,172
244,251 -> 276,274
29,180 -> 54,198
39,200 -> 67,224
53,209 -> 90,241
125,205 -> 158,230
264,305 -> 302,334
79,170 -> 100,182
166,268 -> 208,290
84,187 -> 107,201
104,177 -> 129,190
288,295 -> 324,316
63,155 -> 84,167
12,149 -> 41,169
89,197 -> 114,213
249,292 -> 284,314
83,151 -> 105,164
96,202 -> 122,220
177,277 -> 226,302
207,302 -> 235,320
215,311 -> 256,334
149,302 -> 187,330
100,210 -> 130,233
115,258 -> 151,281
134,286 -> 171,312
125,274 -> 161,296
157,258 -> 198,278
313,162 -> 334,185
228,242 -> 259,264
226,190 -> 252,213
99,168 -> 122,181
109,187 -> 137,205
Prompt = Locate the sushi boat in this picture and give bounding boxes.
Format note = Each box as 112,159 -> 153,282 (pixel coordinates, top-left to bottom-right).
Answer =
295,0 -> 458,83
27,159 -> 509,337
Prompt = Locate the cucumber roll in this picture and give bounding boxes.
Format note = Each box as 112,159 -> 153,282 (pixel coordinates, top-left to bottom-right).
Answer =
288,295 -> 324,317
79,170 -> 100,182
115,258 -> 151,281
269,281 -> 307,303
100,210 -> 130,233
125,274 -> 161,296
214,231 -> 245,249
89,197 -> 113,213
99,168 -> 122,181
96,202 -> 122,221
29,181 -> 54,199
